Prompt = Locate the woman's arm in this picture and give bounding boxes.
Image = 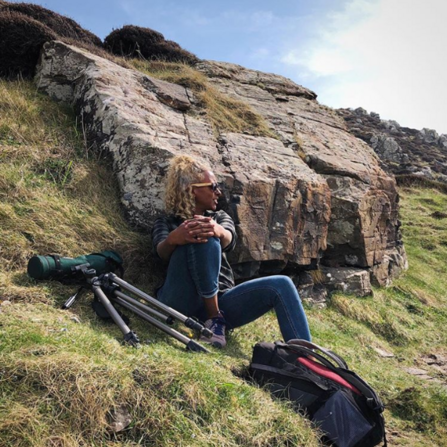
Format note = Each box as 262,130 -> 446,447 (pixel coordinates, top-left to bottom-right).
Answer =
155,231 -> 179,262
154,219 -> 213,263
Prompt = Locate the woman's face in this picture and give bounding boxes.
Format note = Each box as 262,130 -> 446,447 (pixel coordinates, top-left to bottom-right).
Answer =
192,170 -> 222,213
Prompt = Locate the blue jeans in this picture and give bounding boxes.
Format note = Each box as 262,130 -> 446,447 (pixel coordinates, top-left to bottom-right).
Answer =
157,237 -> 311,342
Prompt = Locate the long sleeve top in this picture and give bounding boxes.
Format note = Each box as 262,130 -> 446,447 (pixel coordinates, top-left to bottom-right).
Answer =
151,210 -> 237,294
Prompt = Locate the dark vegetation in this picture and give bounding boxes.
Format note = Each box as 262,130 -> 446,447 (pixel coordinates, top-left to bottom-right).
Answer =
0,1 -> 198,80
396,174 -> 447,194
0,1 -> 101,45
105,25 -> 199,64
0,1 -> 103,78
0,10 -> 57,78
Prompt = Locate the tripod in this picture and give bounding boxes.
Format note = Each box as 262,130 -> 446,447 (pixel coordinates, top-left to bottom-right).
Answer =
63,265 -> 212,352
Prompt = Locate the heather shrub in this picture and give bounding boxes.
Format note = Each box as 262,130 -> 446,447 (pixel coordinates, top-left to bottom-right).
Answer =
0,1 -> 103,78
0,11 -> 57,78
0,1 -> 102,46
105,25 -> 198,64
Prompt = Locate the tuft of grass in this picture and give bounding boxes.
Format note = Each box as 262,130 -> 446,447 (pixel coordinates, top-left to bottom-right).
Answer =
129,59 -> 277,138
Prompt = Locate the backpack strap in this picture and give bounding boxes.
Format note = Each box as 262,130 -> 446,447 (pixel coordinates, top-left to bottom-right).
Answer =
286,339 -> 349,369
334,369 -> 385,411
286,341 -> 385,411
250,363 -> 330,391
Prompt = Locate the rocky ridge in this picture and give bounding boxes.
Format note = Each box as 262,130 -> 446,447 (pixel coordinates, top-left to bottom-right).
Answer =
338,107 -> 447,184
34,41 -> 407,301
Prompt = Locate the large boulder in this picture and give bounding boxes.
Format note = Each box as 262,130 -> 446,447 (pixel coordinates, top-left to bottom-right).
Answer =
35,41 -> 406,291
196,61 -> 405,280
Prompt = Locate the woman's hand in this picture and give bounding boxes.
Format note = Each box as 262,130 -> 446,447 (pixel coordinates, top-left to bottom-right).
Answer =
167,217 -> 215,245
190,215 -> 232,248
184,216 -> 221,242
156,219 -> 209,262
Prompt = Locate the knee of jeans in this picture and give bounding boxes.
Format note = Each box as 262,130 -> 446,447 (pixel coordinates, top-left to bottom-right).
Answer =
272,275 -> 300,297
189,236 -> 221,257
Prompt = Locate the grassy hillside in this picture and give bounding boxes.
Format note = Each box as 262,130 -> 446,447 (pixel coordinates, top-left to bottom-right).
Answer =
1,79 -> 447,446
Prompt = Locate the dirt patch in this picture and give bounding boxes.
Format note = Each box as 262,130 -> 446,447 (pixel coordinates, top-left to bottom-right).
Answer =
421,353 -> 447,376
405,352 -> 447,388
431,211 -> 447,219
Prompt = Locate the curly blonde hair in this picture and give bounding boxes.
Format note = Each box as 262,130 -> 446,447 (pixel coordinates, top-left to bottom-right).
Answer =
164,155 -> 211,220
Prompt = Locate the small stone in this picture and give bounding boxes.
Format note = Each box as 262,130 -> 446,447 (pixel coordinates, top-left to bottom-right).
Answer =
404,367 -> 429,376
373,347 -> 394,358
1,300 -> 11,306
108,405 -> 132,433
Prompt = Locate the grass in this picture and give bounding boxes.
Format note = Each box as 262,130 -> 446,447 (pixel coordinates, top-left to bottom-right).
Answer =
1,79 -> 447,446
129,59 -> 276,138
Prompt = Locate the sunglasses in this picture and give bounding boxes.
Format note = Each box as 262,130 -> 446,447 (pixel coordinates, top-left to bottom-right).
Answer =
190,182 -> 221,192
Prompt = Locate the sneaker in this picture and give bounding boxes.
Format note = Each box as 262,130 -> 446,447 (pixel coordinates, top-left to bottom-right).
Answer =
200,311 -> 227,348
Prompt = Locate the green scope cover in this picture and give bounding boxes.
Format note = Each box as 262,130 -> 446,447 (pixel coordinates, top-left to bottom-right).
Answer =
27,250 -> 123,280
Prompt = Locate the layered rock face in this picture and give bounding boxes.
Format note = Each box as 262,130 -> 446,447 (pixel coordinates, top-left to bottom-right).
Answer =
197,61 -> 407,288
35,41 -> 407,298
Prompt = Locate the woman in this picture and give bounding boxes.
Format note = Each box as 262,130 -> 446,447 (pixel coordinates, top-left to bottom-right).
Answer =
152,155 -> 311,348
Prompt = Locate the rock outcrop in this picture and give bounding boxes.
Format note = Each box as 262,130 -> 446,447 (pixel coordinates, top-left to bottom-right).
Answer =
338,107 -> 447,184
35,41 -> 407,298
196,61 -> 407,284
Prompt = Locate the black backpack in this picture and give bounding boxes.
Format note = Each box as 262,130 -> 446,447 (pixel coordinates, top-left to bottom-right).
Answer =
249,340 -> 387,447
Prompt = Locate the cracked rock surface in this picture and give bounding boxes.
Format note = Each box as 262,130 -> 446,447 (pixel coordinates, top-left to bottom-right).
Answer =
35,42 -> 407,291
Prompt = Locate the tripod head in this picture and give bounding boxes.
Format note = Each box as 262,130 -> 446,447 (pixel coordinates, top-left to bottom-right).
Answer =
72,263 -> 97,278
61,264 -> 97,309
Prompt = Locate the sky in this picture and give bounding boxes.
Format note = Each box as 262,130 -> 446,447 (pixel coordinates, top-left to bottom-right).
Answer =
17,0 -> 447,134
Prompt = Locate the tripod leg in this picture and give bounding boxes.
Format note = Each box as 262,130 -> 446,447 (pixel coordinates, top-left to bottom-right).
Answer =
113,295 -> 210,353
62,286 -> 85,309
92,283 -> 139,347
108,274 -> 212,338
113,290 -> 174,324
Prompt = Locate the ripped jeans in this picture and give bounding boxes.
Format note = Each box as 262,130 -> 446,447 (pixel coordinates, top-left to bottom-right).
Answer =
157,237 -> 311,342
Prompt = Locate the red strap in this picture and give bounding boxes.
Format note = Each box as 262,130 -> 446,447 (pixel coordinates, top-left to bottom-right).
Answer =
298,357 -> 361,395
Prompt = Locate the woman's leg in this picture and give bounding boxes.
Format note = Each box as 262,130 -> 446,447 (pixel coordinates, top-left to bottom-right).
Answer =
157,237 -> 221,317
218,275 -> 311,342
